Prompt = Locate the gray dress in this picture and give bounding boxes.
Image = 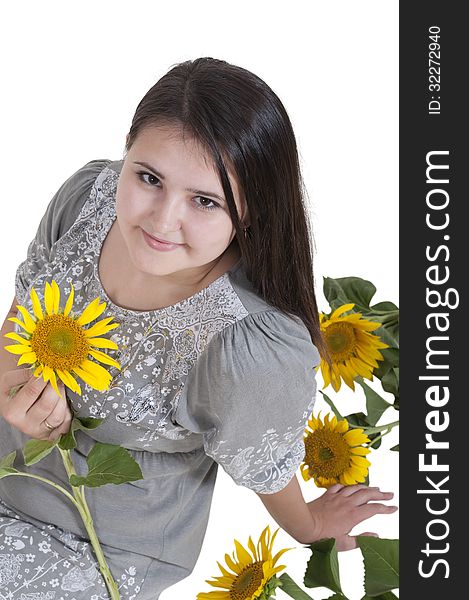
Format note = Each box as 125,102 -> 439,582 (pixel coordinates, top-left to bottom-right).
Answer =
0,160 -> 320,599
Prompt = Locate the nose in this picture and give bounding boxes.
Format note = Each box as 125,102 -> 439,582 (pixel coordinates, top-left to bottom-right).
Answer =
150,193 -> 183,234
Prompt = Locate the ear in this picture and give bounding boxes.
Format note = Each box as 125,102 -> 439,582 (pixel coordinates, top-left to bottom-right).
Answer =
241,205 -> 250,228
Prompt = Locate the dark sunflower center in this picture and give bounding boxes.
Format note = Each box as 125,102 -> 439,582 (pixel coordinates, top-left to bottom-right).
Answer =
325,322 -> 356,361
304,429 -> 352,479
230,561 -> 264,599
319,447 -> 334,461
48,329 -> 76,354
31,314 -> 89,370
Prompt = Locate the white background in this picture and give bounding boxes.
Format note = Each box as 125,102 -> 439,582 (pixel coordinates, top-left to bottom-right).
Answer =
0,1 -> 398,598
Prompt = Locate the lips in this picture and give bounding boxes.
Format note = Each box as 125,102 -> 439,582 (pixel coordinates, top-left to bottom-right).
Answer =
142,229 -> 183,251
149,233 -> 178,244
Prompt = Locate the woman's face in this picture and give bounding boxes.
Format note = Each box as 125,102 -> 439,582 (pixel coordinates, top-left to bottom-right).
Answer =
116,123 -> 247,280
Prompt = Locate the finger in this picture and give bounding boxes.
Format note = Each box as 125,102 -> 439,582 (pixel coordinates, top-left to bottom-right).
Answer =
326,483 -> 344,494
10,373 -> 49,413
1,366 -> 36,394
335,534 -> 359,552
351,489 -> 395,505
26,383 -> 62,426
359,503 -> 399,520
358,532 -> 379,538
340,484 -> 370,497
46,395 -> 73,441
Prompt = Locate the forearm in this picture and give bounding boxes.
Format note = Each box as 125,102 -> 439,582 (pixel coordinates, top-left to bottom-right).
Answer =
256,474 -> 320,544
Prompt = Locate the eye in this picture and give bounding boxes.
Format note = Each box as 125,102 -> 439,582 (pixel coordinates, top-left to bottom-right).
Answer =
193,196 -> 219,212
137,171 -> 160,186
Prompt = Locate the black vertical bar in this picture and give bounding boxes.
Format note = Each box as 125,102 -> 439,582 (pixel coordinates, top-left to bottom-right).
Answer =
401,2 -> 466,596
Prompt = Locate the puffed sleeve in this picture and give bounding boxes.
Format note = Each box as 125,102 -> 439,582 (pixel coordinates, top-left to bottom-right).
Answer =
15,159 -> 111,304
175,310 -> 321,494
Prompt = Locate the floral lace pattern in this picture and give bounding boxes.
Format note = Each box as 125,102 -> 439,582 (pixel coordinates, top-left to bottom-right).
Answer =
0,500 -> 143,599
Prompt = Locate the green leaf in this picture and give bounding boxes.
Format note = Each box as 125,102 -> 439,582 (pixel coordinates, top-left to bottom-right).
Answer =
69,443 -> 143,488
381,369 -> 399,401
0,451 -> 16,469
357,379 -> 392,427
390,444 -> 399,452
368,301 -> 398,312
362,592 -> 399,600
0,451 -> 19,478
357,536 -> 399,596
23,439 -> 58,466
304,538 -> 343,594
319,391 -> 343,420
75,416 -> 105,430
323,277 -> 377,313
326,595 -> 349,600
58,429 -> 77,451
58,415 -> 105,451
372,348 -> 399,384
278,573 -> 315,599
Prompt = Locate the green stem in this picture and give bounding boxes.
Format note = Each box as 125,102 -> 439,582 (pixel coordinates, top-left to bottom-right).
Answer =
3,472 -> 80,509
366,432 -> 386,446
360,420 -> 400,435
58,448 -> 120,600
348,420 -> 399,435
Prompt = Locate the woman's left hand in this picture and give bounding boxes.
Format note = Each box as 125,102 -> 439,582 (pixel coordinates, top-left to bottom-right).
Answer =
306,483 -> 398,552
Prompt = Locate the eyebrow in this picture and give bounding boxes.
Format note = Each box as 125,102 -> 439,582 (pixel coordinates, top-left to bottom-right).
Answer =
133,161 -> 226,203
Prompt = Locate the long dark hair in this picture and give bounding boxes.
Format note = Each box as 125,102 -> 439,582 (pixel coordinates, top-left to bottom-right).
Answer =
125,57 -> 329,362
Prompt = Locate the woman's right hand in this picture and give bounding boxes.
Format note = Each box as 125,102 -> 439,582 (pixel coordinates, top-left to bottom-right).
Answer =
0,367 -> 72,442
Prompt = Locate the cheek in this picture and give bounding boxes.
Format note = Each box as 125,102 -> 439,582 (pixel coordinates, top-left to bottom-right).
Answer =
185,212 -> 235,246
116,185 -> 146,223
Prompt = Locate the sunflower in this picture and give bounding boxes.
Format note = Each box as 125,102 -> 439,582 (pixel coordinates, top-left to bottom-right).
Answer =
301,411 -> 371,488
4,280 -> 121,399
197,525 -> 291,600
319,302 -> 389,392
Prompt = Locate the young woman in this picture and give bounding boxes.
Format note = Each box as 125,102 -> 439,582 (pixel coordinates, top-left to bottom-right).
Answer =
0,57 -> 396,599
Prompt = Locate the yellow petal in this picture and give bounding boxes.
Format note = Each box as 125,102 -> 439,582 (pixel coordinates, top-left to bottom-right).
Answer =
234,539 -> 252,566
7,316 -> 35,334
4,344 -> 32,355
72,366 -> 105,390
247,536 -> 258,562
48,370 -> 63,399
64,283 -> 75,317
16,306 -> 37,333
215,561 -> 235,579
51,280 -> 60,314
351,446 -> 371,456
224,553 -> 241,574
3,332 -> 31,344
351,455 -> 371,468
340,470 -> 357,485
30,288 -> 44,320
44,281 -> 54,315
271,546 -> 292,566
88,349 -> 121,370
77,297 -> 107,327
17,351 -> 37,365
87,337 -> 118,350
83,318 -> 120,338
42,364 -> 53,383
330,303 -> 355,320
80,359 -> 113,383
344,429 -> 368,446
56,368 -> 82,395
348,465 -> 367,481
